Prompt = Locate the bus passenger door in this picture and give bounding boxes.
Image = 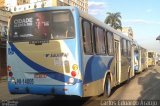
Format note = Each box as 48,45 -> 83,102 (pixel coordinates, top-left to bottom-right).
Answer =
114,40 -> 120,84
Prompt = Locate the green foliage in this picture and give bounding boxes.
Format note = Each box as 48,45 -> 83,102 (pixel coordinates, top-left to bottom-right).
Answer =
104,12 -> 122,30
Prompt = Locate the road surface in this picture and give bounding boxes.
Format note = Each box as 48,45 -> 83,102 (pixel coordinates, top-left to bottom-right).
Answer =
0,66 -> 160,106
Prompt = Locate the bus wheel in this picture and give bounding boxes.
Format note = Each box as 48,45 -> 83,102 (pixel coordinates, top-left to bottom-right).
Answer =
103,75 -> 111,97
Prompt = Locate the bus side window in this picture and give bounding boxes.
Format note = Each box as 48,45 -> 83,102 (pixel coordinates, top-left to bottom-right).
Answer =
121,38 -> 127,56
93,26 -> 106,54
127,40 -> 131,56
107,31 -> 114,55
82,20 -> 93,54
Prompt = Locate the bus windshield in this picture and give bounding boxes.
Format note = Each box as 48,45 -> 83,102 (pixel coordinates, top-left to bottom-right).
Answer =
9,10 -> 75,42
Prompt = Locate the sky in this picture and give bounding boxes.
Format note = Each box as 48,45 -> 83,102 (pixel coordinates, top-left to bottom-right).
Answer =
88,0 -> 160,52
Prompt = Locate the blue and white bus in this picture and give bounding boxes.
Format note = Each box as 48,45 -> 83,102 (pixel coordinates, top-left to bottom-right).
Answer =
7,6 -> 135,97
134,44 -> 148,73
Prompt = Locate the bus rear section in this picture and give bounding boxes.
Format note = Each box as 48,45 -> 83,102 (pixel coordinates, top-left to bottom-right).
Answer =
7,8 -> 83,96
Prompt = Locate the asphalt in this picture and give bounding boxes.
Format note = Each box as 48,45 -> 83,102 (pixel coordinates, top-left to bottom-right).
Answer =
0,65 -> 160,106
83,65 -> 160,106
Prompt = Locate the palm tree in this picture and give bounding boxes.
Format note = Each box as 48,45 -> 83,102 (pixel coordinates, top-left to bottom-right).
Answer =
104,12 -> 122,30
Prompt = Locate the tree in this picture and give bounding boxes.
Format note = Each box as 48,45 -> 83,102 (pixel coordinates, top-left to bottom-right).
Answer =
104,12 -> 122,30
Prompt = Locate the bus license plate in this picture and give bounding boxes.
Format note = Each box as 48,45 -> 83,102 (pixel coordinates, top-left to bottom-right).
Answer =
16,79 -> 34,84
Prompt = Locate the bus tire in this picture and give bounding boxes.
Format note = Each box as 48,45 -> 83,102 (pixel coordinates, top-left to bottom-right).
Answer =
103,75 -> 111,97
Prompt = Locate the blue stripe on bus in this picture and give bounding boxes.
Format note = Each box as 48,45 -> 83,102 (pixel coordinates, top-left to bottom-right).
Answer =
9,43 -> 81,83
83,56 -> 113,84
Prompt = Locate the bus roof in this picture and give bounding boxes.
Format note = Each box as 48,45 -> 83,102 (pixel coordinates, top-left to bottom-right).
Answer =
11,6 -> 133,42
10,6 -> 75,16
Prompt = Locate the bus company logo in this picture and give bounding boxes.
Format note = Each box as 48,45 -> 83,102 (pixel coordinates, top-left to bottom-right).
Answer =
8,48 -> 14,55
29,40 -> 49,44
45,53 -> 69,58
